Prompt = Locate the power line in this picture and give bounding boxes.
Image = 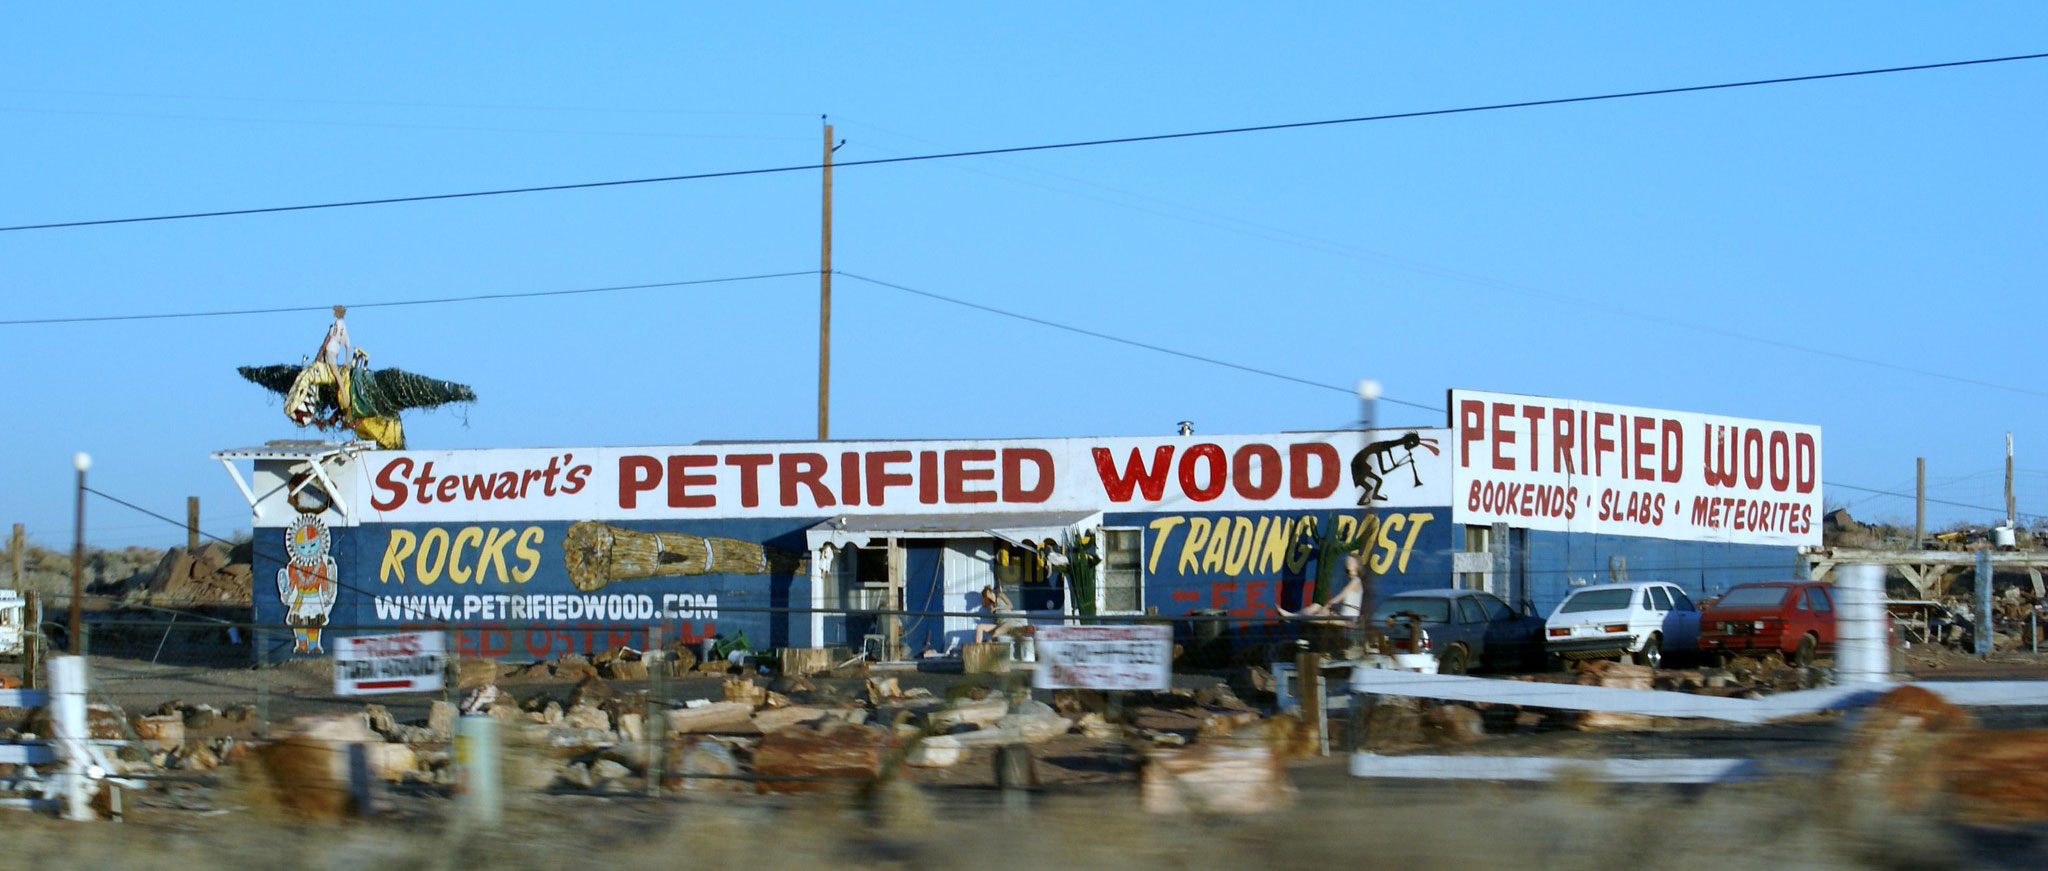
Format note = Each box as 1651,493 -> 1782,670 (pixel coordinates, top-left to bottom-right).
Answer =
1822,481 -> 2037,519
835,270 -> 1444,413
83,486 -> 443,622
6,52 -> 2044,233
0,271 -> 814,326
829,120 -> 2048,404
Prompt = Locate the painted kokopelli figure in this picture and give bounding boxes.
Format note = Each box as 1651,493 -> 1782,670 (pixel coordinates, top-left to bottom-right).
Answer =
1351,432 -> 1441,505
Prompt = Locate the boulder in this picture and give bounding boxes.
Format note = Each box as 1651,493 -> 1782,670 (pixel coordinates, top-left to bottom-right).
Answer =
601,659 -> 649,681
1193,683 -> 1251,711
722,677 -> 766,707
534,727 -> 615,756
566,675 -> 617,709
667,739 -> 746,792
994,702 -> 1071,743
252,714 -> 380,820
865,677 -> 903,703
1195,708 -> 1262,738
428,701 -> 457,738
751,723 -> 892,794
563,703 -> 610,732
944,728 -> 1025,749
905,735 -> 966,768
133,714 -> 185,752
559,761 -> 595,790
1420,705 -> 1486,745
1228,659 -> 1277,700
1353,695 -> 1424,751
751,705 -> 835,734
362,704 -> 397,737
366,742 -> 418,782
615,712 -> 645,743
182,705 -> 218,730
928,697 -> 1009,732
664,702 -> 755,734
1141,743 -> 1295,814
455,658 -> 499,689
1574,659 -> 1654,689
591,758 -> 632,782
663,644 -> 699,676
1074,712 -> 1121,740
552,656 -> 599,683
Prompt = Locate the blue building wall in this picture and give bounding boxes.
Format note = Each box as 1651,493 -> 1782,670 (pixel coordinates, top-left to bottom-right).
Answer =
1520,530 -> 1802,615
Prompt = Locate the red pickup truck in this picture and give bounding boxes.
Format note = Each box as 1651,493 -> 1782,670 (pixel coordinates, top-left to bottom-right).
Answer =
1698,581 -> 1836,665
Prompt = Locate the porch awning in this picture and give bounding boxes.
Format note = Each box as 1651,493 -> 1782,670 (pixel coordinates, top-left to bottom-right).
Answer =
803,511 -> 1102,552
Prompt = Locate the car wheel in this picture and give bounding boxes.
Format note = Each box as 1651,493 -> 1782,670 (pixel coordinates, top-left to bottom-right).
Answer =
1632,634 -> 1663,669
1438,644 -> 1470,675
1791,633 -> 1817,667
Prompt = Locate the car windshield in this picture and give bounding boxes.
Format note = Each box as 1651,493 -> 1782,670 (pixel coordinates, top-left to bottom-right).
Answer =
1715,586 -> 1792,608
1559,589 -> 1635,613
1373,597 -> 1451,623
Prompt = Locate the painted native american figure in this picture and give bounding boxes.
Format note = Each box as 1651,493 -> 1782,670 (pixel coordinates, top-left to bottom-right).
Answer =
1351,432 -> 1442,505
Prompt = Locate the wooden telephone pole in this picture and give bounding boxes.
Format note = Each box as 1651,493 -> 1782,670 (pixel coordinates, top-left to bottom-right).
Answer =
817,119 -> 835,441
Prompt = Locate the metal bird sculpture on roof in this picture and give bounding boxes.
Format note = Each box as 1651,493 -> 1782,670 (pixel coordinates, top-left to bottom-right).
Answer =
237,306 -> 475,449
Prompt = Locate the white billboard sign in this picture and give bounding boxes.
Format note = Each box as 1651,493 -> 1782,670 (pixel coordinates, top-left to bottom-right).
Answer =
1448,390 -> 1821,546
346,430 -> 1453,524
334,631 -> 448,695
1032,625 -> 1172,691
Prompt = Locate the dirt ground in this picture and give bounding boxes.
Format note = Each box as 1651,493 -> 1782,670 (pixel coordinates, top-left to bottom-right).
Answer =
4,650 -> 2046,870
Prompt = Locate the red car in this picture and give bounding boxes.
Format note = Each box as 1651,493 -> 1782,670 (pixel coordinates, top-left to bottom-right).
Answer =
1698,581 -> 1836,665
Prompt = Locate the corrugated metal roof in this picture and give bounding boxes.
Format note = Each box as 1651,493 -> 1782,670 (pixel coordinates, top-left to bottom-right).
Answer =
210,440 -> 374,459
807,511 -> 1098,535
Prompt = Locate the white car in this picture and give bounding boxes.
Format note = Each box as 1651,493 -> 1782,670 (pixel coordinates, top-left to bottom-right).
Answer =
1544,581 -> 1700,668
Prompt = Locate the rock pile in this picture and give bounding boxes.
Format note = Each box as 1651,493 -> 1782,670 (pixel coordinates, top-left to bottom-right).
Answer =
130,542 -> 252,605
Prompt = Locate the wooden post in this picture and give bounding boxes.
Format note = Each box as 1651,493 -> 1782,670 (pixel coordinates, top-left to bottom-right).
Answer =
1976,549 -> 1993,656
1295,650 -> 1324,755
8,524 -> 20,588
186,497 -> 200,553
1915,457 -> 1926,548
646,624 -> 663,798
885,538 -> 902,661
22,591 -> 39,691
817,119 -> 834,441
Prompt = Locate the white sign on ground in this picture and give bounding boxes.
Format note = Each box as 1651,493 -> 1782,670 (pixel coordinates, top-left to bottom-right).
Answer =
334,631 -> 447,695
1033,625 -> 1171,691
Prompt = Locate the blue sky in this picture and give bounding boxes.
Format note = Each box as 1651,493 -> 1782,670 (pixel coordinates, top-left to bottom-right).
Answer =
4,4 -> 2046,547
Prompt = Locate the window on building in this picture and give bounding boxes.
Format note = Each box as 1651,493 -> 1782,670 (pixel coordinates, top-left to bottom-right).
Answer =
824,544 -> 890,611
1101,528 -> 1143,613
994,542 -> 1056,610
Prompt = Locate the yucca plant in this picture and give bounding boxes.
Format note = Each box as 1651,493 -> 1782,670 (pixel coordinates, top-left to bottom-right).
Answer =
1065,531 -> 1102,622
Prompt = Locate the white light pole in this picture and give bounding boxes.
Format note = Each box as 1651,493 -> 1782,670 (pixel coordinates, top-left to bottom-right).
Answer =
1354,379 -> 1382,431
70,452 -> 90,652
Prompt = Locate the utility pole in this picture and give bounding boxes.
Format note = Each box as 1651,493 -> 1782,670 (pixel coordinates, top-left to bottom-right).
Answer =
1914,457 -> 1926,549
8,524 -> 21,589
187,496 -> 200,553
817,118 -> 835,441
2006,432 -> 2016,527
70,453 -> 89,653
